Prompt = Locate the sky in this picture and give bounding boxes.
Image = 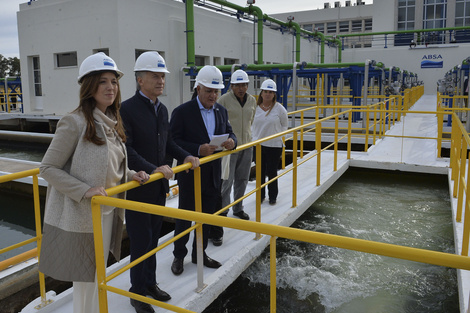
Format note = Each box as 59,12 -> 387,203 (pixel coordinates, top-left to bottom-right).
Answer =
0,0 -> 372,59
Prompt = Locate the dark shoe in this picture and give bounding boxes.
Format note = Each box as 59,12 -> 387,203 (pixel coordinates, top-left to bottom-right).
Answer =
171,258 -> 184,276
146,284 -> 171,301
269,199 -> 276,205
233,211 -> 250,220
130,298 -> 155,313
211,237 -> 223,246
192,254 -> 222,269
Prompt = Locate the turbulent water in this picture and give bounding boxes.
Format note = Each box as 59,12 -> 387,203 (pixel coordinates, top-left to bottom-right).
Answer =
0,142 -> 46,162
204,168 -> 458,313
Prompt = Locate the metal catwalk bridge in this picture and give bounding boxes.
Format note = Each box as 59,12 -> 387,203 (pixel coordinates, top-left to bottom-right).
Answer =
6,94 -> 469,313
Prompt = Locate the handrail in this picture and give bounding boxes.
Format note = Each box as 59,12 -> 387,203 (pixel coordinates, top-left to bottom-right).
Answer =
4,84 -> 466,313
86,86 -> 470,313
0,168 -> 50,309
90,185 -> 470,313
448,112 -> 470,256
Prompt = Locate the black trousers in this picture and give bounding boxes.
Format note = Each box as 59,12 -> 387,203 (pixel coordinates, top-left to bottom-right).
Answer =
126,196 -> 165,295
173,189 -> 221,259
254,146 -> 283,201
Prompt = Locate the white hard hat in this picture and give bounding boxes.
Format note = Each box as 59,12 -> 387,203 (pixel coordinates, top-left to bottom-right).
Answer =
134,51 -> 170,73
260,79 -> 277,92
77,52 -> 123,84
230,69 -> 249,84
196,66 -> 225,90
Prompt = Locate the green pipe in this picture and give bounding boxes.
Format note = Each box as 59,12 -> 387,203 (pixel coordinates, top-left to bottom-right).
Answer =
247,5 -> 264,64
190,0 -> 340,65
264,15 -> 327,64
333,37 -> 342,63
185,0 -> 196,67
205,0 -> 264,64
331,26 -> 470,38
197,62 -> 366,72
288,21 -> 301,63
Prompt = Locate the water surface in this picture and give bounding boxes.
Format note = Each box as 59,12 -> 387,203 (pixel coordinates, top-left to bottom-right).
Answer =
204,169 -> 457,313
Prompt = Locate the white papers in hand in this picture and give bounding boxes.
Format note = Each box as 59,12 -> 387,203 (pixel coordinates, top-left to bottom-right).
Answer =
209,134 -> 229,151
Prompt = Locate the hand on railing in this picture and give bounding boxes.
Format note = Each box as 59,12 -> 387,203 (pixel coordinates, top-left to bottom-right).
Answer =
84,186 -> 108,198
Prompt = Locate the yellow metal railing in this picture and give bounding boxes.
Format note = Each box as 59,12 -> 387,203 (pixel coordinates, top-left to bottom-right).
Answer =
90,187 -> 470,313
0,89 -> 23,113
4,84 -> 468,313
0,169 -> 51,309
449,112 -> 470,256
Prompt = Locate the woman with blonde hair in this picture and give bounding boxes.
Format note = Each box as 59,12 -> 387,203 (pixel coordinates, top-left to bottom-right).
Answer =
39,52 -> 149,313
251,79 -> 288,205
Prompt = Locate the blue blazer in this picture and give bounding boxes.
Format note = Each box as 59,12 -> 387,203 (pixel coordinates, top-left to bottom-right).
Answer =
170,98 -> 237,209
121,91 -> 190,205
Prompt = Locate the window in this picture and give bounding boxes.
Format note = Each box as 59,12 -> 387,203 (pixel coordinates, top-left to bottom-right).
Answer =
93,48 -> 109,55
302,24 -> 313,32
315,23 -> 324,33
455,0 -> 470,28
55,52 -> 77,68
397,0 -> 415,32
423,0 -> 446,31
365,19 -> 372,31
396,0 -> 416,45
190,56 -> 207,90
339,21 -> 349,33
32,56 -> 42,96
224,58 -> 238,65
352,20 -> 362,32
327,22 -> 337,33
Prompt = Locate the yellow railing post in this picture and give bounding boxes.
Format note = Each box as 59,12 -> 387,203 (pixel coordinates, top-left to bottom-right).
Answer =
255,144 -> 262,240
193,167 -> 206,291
437,105 -> 443,158
372,106 -> 377,144
463,151 -> 470,256
32,174 -> 50,309
270,236 -> 277,313
456,136 -> 467,220
334,114 -> 338,172
347,111 -> 352,160
91,199 -> 108,313
300,111 -> 304,159
292,131 -> 298,208
316,122 -> 321,186
364,110 -> 370,152
281,137 -> 286,169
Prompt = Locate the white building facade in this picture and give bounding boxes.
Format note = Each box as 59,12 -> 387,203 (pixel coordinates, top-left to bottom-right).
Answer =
273,0 -> 470,95
17,0 -> 335,115
17,0 -> 470,115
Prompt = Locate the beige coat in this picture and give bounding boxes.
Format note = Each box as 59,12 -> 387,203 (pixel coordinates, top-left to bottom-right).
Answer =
39,110 -> 134,282
217,90 -> 256,145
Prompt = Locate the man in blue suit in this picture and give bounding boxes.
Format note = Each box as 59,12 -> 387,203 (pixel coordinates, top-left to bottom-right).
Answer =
170,66 -> 237,275
121,52 -> 199,313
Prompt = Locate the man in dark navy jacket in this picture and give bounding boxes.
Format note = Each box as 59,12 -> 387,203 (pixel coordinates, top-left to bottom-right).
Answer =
170,66 -> 237,276
121,51 -> 199,313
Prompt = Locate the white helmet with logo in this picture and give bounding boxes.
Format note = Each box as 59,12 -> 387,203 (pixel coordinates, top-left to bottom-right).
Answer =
260,79 -> 277,92
134,51 -> 170,73
196,66 -> 225,89
77,52 -> 123,84
230,69 -> 249,84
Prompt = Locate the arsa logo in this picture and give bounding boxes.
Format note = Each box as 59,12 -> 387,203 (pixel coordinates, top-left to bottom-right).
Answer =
422,54 -> 443,60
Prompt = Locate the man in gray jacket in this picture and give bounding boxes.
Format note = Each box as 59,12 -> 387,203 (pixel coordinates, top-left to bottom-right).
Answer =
209,69 -> 256,246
